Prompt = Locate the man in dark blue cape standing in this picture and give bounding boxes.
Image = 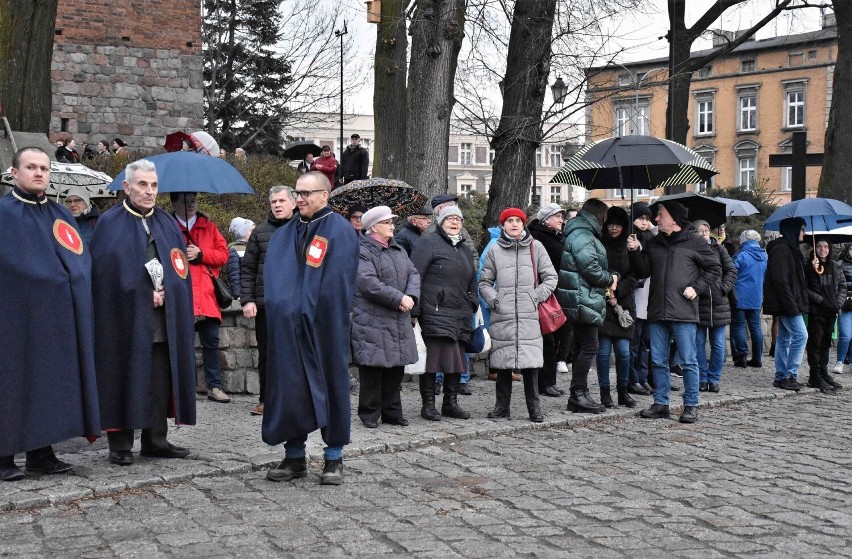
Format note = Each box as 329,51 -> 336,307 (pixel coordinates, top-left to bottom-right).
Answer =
90,159 -> 197,466
263,171 -> 358,485
0,147 -> 101,482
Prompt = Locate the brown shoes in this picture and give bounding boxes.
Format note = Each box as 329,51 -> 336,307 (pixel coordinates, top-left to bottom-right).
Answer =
208,387 -> 231,403
249,403 -> 264,416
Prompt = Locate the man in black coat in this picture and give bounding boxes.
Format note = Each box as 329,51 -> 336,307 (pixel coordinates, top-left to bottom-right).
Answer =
763,217 -> 809,391
638,200 -> 721,424
394,205 -> 433,256
337,133 -> 369,186
240,185 -> 296,415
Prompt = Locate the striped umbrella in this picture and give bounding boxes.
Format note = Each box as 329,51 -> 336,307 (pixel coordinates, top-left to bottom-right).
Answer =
550,135 -> 718,190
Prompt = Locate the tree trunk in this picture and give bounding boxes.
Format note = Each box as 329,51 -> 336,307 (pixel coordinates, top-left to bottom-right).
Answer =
404,0 -> 466,198
818,2 -> 852,204
663,1 -> 693,194
0,0 -> 58,132
372,0 -> 408,179
481,0 -> 557,246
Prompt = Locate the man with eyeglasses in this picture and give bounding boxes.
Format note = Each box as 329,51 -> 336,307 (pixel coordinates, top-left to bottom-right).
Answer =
262,171 -> 359,486
394,206 -> 433,256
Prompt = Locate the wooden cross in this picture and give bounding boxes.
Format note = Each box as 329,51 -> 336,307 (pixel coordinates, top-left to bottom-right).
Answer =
768,131 -> 823,201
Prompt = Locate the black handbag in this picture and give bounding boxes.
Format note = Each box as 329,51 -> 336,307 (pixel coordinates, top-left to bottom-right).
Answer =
209,266 -> 233,309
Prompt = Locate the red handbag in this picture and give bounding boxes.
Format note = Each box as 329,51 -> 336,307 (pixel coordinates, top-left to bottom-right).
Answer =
530,242 -> 566,334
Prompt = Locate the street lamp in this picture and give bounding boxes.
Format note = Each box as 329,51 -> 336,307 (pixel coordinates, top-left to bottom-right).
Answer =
550,77 -> 568,105
334,21 -> 348,161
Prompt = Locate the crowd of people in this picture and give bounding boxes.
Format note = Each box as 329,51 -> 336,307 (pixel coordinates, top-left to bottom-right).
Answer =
3,144 -> 851,486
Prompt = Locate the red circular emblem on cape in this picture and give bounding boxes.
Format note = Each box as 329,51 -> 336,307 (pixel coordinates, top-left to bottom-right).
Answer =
53,219 -> 83,255
171,248 -> 189,279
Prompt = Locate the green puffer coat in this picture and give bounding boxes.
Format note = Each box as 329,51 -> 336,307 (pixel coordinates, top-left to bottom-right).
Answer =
556,210 -> 613,326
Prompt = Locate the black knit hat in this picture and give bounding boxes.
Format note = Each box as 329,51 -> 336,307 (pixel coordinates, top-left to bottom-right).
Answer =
631,201 -> 651,219
658,200 -> 689,225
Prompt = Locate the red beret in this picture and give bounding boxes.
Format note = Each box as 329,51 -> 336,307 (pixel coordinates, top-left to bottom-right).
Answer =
499,207 -> 527,225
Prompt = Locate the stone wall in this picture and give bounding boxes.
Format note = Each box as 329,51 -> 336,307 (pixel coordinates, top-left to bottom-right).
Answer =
196,305 -> 261,395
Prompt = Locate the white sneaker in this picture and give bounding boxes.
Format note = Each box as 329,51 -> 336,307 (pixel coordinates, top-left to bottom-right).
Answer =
556,361 -> 569,373
208,387 -> 231,403
833,361 -> 845,374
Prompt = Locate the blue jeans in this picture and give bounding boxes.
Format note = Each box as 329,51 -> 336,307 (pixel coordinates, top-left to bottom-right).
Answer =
649,321 -> 699,406
629,318 -> 650,385
196,317 -> 222,390
284,436 -> 343,460
774,315 -> 808,381
837,311 -> 852,363
696,325 -> 726,384
596,335 -> 631,388
731,309 -> 763,362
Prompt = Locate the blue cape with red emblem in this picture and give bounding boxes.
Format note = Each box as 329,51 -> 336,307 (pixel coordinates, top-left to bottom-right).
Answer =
90,201 -> 196,429
262,206 -> 358,447
0,188 -> 101,456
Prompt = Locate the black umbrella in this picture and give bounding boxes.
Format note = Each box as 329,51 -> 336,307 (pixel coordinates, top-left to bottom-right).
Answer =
282,141 -> 322,161
651,192 -> 728,230
329,178 -> 427,220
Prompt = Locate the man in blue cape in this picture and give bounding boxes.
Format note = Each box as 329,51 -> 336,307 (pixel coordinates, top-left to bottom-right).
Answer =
263,171 -> 358,485
0,147 -> 101,482
90,159 -> 196,466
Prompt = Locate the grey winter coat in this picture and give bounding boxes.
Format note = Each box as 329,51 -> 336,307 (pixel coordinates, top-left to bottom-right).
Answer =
351,235 -> 421,368
479,231 -> 557,370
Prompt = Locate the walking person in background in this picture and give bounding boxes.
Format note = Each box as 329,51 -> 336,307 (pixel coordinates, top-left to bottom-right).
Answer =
351,206 -> 420,428
804,238 -> 846,392
410,206 -> 479,421
112,138 -> 128,156
556,198 -> 618,414
731,230 -> 767,369
312,145 -> 338,189
693,220 -> 737,394
528,203 -> 569,398
241,186 -> 297,416
479,208 -> 557,422
337,133 -> 369,186
764,218 -> 809,392
834,243 -> 852,375
596,206 -> 650,408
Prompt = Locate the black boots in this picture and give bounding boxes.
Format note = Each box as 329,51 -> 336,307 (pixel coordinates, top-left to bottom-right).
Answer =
522,371 -> 543,423
566,388 -> 605,414
487,370 -> 512,419
639,403 -> 670,419
807,369 -> 835,392
821,369 -> 842,389
616,386 -> 636,408
441,374 -> 470,419
419,373 -> 441,421
733,355 -> 748,368
266,456 -> 307,482
599,387 -> 614,408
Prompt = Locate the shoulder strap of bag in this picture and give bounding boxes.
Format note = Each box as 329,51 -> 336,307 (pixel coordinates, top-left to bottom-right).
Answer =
529,240 -> 538,288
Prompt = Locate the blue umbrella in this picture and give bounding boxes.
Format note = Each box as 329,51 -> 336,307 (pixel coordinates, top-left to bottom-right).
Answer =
764,198 -> 852,232
108,151 -> 254,194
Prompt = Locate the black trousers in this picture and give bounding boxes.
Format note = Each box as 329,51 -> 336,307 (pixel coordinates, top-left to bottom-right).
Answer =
1,446 -> 56,466
806,313 -> 836,373
107,343 -> 171,453
541,322 -> 572,389
358,365 -> 405,423
570,323 -> 599,391
256,307 -> 268,403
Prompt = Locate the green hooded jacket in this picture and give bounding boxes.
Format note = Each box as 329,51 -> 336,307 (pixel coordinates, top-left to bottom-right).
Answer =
556,209 -> 613,326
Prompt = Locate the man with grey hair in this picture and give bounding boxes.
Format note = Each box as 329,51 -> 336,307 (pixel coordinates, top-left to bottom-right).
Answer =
90,159 -> 197,466
240,185 -> 297,415
394,206 -> 433,256
731,229 -> 768,368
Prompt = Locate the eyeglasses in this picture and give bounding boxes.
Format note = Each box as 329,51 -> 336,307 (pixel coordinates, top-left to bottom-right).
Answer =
294,189 -> 325,199
443,216 -> 463,223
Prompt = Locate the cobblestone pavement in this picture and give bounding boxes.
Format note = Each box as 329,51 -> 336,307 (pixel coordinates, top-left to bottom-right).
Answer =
1,391 -> 850,558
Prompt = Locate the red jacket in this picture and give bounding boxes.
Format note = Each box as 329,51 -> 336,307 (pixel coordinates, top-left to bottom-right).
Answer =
312,154 -> 338,188
175,213 -> 229,321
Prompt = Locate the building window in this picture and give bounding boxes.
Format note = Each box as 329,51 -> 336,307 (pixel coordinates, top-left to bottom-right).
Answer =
488,149 -> 495,165
696,96 -> 714,135
550,185 -> 562,203
611,188 -> 649,199
549,146 -> 562,168
535,148 -> 542,167
785,89 -> 805,128
618,74 -> 632,86
738,157 -> 756,189
808,50 -> 818,60
615,103 -> 649,136
698,66 -> 712,78
780,166 -> 793,191
460,143 -> 472,165
788,52 -> 804,66
738,94 -> 758,132
459,184 -> 473,197
693,148 -> 716,192
741,59 -> 756,73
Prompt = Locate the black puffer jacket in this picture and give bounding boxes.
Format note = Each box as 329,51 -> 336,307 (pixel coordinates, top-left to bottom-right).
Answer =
698,238 -> 738,328
643,225 -> 722,323
410,227 -> 478,342
527,219 -> 563,268
841,244 -> 852,312
239,211 -> 291,307
599,227 -> 650,338
394,221 -> 423,256
805,250 -> 847,316
763,237 -> 808,316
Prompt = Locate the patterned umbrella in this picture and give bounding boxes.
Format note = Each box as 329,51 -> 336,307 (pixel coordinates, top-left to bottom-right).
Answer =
1,162 -> 116,199
550,135 -> 718,190
329,178 -> 427,219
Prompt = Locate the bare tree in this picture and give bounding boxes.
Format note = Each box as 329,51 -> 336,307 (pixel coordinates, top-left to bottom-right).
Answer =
372,0 -> 409,179
405,0 -> 468,197
0,0 -> 58,132
819,3 -> 851,203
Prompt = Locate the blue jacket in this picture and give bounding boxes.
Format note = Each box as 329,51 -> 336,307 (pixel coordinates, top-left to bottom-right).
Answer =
477,226 -> 501,326
733,240 -> 767,310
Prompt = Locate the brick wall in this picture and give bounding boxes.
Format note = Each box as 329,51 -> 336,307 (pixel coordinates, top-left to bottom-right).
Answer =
51,1 -> 204,149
